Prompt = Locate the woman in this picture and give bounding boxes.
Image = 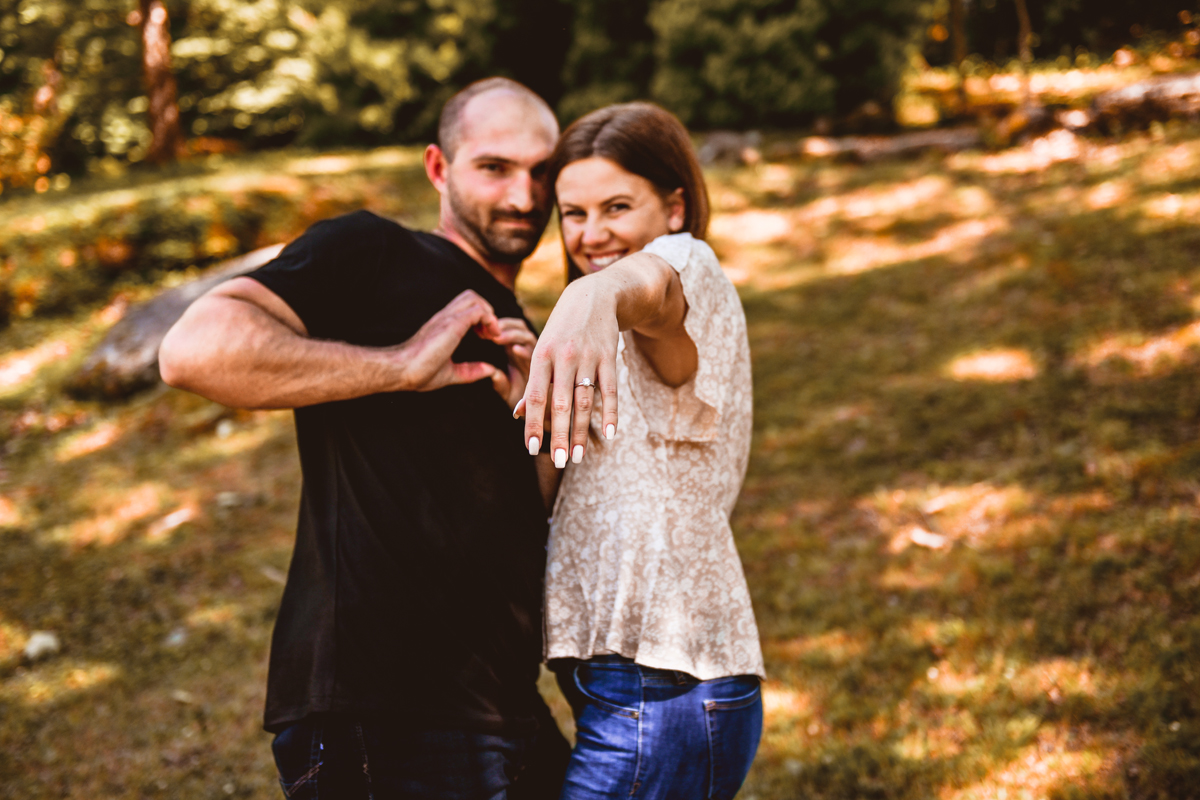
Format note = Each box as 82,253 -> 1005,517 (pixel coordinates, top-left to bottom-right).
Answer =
516,103 -> 764,800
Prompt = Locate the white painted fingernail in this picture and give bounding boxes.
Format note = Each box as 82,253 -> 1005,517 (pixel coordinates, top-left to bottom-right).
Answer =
528,437 -> 539,456
572,445 -> 584,464
554,448 -> 567,469
605,424 -> 615,440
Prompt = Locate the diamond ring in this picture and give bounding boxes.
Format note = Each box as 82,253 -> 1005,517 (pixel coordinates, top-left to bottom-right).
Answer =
575,377 -> 595,388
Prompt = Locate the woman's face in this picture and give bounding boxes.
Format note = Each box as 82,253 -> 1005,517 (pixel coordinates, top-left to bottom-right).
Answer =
556,157 -> 685,275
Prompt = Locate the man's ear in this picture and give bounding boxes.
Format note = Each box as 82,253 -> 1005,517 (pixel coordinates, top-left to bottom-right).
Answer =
666,188 -> 686,233
424,144 -> 449,192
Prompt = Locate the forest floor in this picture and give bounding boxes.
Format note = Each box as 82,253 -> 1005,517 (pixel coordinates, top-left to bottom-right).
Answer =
3,122 -> 1200,799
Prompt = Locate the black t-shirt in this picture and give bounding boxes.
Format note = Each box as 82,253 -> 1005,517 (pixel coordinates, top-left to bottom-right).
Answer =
247,210 -> 549,735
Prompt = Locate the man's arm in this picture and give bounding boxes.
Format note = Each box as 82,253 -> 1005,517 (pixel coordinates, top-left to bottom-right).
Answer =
159,277 -> 503,409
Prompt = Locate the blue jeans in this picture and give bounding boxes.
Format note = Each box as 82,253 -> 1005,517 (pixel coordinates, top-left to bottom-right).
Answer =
271,711 -> 570,800
552,657 -> 762,800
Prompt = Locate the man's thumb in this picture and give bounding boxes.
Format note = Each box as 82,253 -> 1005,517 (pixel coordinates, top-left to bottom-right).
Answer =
448,361 -> 499,386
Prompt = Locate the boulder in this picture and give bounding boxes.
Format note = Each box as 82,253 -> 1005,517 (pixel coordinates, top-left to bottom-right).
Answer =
67,244 -> 284,399
1091,72 -> 1200,130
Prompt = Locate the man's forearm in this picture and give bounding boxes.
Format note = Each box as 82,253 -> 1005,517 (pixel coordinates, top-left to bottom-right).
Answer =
160,293 -> 404,409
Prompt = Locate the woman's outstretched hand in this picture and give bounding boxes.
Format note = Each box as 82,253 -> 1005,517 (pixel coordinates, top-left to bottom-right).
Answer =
515,279 -> 621,468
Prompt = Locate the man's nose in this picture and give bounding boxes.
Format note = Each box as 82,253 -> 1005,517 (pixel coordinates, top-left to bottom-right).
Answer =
504,170 -> 536,213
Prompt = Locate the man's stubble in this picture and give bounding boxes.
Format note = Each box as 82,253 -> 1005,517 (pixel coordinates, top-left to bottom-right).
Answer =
445,177 -> 549,266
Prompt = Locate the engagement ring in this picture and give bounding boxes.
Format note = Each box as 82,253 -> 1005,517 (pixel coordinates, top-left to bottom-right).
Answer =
576,377 -> 595,388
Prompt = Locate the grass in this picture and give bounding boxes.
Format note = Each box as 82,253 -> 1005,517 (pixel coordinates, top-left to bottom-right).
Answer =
3,122 -> 1200,798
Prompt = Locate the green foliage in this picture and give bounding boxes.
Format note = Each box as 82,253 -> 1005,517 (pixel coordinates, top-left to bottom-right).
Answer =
556,0 -> 655,122
173,0 -> 499,147
649,0 -> 927,128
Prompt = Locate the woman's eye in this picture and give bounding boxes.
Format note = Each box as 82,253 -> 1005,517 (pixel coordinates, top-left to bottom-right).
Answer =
607,203 -> 630,213
561,209 -> 585,218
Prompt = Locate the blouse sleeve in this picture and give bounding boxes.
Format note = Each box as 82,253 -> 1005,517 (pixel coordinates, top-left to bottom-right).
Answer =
620,233 -> 747,443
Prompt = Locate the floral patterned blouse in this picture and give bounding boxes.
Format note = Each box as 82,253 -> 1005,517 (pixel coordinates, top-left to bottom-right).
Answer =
544,233 -> 765,680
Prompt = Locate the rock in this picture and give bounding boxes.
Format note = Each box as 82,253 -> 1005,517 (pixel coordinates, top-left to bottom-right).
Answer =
783,126 -> 983,162
24,631 -> 61,661
162,627 -> 188,648
67,244 -> 285,400
1091,72 -> 1200,130
697,131 -> 763,165
215,491 -> 243,509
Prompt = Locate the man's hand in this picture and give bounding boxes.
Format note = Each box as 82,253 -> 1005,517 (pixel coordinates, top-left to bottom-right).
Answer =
392,289 -> 506,392
483,318 -> 537,409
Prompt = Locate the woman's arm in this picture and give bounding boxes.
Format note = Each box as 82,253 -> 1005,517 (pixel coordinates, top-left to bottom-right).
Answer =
517,251 -> 698,468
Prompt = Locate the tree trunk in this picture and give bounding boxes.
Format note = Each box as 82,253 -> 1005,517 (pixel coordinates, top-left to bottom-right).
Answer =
140,0 -> 183,164
949,0 -> 967,67
1013,0 -> 1033,63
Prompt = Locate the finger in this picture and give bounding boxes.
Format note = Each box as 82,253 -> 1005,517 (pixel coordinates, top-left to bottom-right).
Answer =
488,319 -> 538,347
570,377 -> 595,463
442,361 -> 498,388
550,368 -> 575,469
489,366 -> 511,400
513,397 -> 526,419
522,350 -> 553,456
508,344 -> 532,378
597,358 -> 618,441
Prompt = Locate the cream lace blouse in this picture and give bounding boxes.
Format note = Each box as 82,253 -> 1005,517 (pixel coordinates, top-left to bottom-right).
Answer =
544,233 -> 765,680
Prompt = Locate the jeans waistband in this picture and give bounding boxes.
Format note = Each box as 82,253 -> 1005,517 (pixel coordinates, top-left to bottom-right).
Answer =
582,655 -> 698,686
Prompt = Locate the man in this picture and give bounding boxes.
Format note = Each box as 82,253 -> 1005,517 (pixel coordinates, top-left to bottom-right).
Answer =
159,77 -> 568,799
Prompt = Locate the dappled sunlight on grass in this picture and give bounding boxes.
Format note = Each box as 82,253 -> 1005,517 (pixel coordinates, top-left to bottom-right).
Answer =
41,482 -> 166,548
947,349 -> 1039,383
941,728 -> 1132,800
0,660 -> 121,707
54,420 -> 122,462
1078,319 -> 1200,379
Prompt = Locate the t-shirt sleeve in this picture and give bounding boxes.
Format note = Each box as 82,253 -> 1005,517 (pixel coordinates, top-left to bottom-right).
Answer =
245,210 -> 386,340
620,233 -> 747,443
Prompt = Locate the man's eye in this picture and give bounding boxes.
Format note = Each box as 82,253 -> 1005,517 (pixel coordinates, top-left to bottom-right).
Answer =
481,163 -> 505,173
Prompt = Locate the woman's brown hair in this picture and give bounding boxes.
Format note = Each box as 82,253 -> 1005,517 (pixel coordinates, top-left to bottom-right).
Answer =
548,102 -> 710,283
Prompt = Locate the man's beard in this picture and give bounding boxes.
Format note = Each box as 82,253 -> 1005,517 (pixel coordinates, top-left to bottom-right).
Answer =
446,181 -> 548,265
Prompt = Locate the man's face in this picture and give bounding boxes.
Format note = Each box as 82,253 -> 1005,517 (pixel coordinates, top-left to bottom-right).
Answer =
441,93 -> 558,265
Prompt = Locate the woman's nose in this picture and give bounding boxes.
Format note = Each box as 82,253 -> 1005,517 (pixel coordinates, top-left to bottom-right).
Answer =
581,216 -> 608,246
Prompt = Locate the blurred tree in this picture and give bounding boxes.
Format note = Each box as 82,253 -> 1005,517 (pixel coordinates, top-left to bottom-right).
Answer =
137,0 -> 183,163
1013,0 -> 1032,63
649,0 -> 924,129
556,0 -> 655,122
949,0 -> 966,66
953,0 -> 1194,64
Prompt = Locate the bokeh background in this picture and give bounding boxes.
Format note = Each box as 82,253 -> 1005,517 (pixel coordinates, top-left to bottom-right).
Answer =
3,1 -> 1200,798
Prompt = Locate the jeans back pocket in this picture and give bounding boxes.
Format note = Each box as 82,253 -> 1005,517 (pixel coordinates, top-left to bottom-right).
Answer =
702,678 -> 762,800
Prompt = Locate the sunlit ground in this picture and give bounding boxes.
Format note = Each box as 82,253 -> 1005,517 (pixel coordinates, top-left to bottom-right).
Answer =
4,121 -> 1200,797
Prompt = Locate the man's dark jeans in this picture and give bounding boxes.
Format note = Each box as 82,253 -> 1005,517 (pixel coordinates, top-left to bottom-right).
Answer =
271,711 -> 570,800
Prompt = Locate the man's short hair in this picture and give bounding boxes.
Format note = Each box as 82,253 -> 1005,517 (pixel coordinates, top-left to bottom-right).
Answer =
437,77 -> 553,161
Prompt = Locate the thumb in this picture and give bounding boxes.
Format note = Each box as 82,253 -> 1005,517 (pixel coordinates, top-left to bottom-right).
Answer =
490,367 -> 512,399
446,361 -> 499,386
